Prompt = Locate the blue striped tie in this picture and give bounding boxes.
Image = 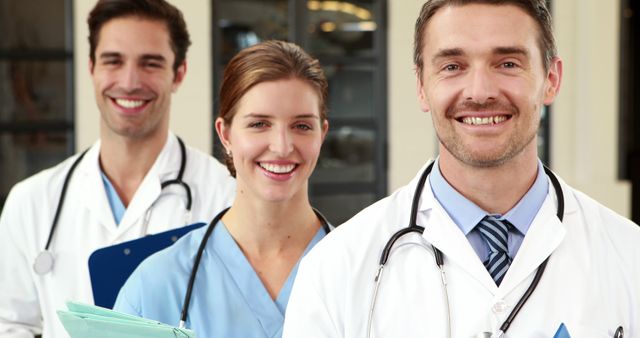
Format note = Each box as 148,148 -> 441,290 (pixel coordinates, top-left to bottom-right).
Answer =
477,216 -> 512,286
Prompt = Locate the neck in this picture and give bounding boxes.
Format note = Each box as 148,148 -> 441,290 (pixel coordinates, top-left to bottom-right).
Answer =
438,144 -> 539,215
99,130 -> 168,206
223,194 -> 320,257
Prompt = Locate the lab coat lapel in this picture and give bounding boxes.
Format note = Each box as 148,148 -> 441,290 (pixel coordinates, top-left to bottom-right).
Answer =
420,185 -> 498,292
78,142 -> 119,234
498,180 -> 567,295
115,168 -> 161,235
116,134 -> 177,236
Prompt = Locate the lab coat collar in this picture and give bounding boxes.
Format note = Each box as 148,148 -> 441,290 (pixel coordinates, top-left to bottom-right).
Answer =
416,161 -> 574,294
497,173 -> 575,296
77,133 -> 182,238
77,140 -> 117,232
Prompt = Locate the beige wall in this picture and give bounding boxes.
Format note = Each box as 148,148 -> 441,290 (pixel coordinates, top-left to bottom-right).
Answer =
74,0 -> 213,153
551,0 -> 630,216
388,0 -> 438,193
74,0 -> 632,217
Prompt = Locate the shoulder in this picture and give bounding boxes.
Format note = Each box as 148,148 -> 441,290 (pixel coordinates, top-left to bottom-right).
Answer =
183,145 -> 235,189
562,182 -> 640,266
130,225 -> 207,280
301,181 -> 413,277
566,184 -> 639,236
116,225 -> 208,314
184,145 -> 232,178
3,150 -> 90,210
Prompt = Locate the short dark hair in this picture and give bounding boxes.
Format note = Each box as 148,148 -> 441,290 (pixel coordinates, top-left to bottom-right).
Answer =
414,0 -> 556,75
218,40 -> 328,177
88,0 -> 191,73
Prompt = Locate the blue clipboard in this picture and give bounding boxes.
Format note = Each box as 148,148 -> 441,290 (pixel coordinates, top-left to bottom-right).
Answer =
88,222 -> 206,309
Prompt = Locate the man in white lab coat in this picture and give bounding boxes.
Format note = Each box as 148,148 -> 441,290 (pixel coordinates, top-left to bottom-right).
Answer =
283,0 -> 640,337
0,1 -> 235,337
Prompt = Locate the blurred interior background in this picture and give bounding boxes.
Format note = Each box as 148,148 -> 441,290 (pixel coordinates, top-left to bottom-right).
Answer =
0,0 -> 638,225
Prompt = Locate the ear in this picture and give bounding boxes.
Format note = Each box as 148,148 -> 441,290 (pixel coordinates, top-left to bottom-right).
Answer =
320,119 -> 329,142
416,70 -> 430,113
215,117 -> 232,152
172,61 -> 187,93
89,59 -> 94,74
542,57 -> 563,105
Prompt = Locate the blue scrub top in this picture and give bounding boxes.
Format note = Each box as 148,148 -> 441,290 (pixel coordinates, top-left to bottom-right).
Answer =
114,219 -> 328,338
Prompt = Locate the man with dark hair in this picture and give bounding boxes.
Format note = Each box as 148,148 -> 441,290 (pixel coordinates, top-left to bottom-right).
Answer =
283,0 -> 640,337
0,1 -> 235,337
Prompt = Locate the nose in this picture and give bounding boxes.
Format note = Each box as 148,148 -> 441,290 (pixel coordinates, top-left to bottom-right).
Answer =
119,63 -> 142,91
463,67 -> 499,104
269,126 -> 294,157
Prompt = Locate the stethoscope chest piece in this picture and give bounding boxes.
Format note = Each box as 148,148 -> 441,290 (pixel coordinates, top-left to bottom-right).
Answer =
474,333 -> 492,338
33,250 -> 54,275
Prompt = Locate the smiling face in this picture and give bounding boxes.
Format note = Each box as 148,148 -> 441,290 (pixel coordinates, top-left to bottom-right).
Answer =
90,16 -> 185,141
216,78 -> 328,203
417,4 -> 561,168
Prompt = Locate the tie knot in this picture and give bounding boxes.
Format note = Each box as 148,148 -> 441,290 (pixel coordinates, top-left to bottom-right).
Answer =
477,216 -> 510,254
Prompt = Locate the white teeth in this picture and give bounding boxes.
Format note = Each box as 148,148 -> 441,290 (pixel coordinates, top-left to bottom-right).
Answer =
260,163 -> 295,174
461,115 -> 507,125
115,98 -> 145,108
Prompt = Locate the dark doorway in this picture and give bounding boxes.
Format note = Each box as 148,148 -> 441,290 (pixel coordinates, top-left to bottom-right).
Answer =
620,0 -> 640,223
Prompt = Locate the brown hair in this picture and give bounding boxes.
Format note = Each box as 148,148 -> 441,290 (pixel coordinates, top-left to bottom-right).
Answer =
414,0 -> 556,76
218,40 -> 328,177
88,0 -> 191,73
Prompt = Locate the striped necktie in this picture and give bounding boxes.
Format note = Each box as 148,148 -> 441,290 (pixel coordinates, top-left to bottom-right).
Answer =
477,216 -> 512,286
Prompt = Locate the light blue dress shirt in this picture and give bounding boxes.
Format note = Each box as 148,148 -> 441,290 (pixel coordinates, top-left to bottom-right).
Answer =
114,220 -> 328,338
100,171 -> 125,225
429,158 -> 548,262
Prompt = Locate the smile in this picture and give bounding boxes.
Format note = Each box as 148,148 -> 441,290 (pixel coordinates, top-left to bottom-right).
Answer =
113,98 -> 147,109
460,115 -> 509,125
259,163 -> 296,174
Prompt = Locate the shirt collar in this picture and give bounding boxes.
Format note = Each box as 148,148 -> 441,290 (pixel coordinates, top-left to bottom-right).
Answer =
429,158 -> 548,236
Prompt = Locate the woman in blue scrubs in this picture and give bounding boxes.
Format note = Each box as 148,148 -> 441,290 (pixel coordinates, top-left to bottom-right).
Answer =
113,40 -> 330,338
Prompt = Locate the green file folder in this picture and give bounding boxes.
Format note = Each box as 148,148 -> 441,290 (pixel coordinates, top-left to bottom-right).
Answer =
57,301 -> 196,338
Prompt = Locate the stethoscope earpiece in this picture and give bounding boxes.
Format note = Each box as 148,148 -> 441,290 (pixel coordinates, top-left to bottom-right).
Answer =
33,250 -> 55,275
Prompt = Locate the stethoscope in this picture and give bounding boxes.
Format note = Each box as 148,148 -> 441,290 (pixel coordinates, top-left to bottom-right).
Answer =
367,161 -> 565,338
178,207 -> 332,329
32,136 -> 193,276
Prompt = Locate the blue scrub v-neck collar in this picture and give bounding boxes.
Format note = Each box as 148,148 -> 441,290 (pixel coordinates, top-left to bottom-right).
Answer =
210,220 -> 326,337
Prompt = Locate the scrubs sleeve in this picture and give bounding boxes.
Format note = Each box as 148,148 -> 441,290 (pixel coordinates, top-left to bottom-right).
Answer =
0,186 -> 42,338
113,268 -> 143,316
282,254 -> 342,338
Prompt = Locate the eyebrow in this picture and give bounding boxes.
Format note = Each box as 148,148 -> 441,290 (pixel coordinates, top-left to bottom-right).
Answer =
493,46 -> 530,59
242,113 -> 320,119
431,46 -> 531,65
98,52 -> 122,59
97,52 -> 167,63
431,48 -> 465,65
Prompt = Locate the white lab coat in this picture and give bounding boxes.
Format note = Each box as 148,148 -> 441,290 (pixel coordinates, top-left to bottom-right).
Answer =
283,162 -> 640,338
0,133 -> 236,338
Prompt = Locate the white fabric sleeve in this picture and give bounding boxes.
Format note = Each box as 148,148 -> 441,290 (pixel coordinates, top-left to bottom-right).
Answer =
0,187 -> 41,338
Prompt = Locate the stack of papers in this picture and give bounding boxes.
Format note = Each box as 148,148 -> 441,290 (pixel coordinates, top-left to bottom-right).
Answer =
57,301 -> 196,338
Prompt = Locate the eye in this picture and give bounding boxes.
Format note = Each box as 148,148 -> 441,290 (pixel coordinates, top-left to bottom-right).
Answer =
443,64 -> 460,72
294,123 -> 313,131
144,62 -> 162,68
102,59 -> 121,66
248,121 -> 269,129
501,61 -> 519,69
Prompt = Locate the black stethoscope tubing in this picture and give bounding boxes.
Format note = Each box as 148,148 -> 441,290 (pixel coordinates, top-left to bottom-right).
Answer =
380,161 -> 565,334
179,207 -> 332,328
34,136 -> 191,275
